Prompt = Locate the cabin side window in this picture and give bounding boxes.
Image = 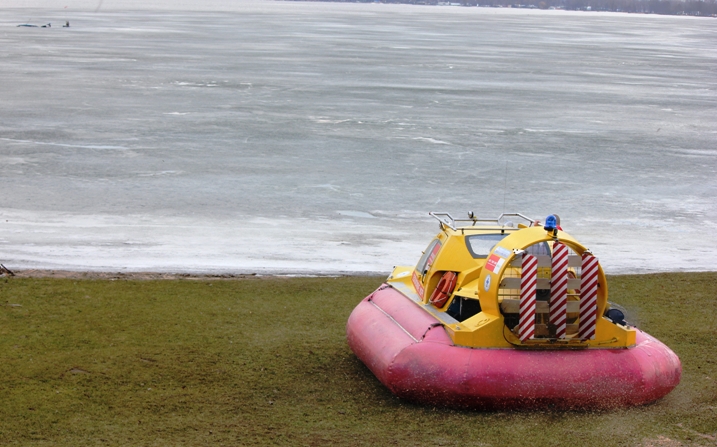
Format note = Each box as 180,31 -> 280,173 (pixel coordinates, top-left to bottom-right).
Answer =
416,239 -> 442,276
465,234 -> 508,259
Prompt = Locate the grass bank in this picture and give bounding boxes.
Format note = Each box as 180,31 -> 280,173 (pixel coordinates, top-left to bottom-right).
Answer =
1,272 -> 715,446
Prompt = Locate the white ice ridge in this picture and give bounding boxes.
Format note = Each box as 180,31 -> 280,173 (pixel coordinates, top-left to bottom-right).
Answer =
1,209 -> 715,276
0,209 -> 429,275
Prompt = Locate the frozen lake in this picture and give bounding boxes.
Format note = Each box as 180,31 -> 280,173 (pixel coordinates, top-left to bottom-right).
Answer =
1,1 -> 716,275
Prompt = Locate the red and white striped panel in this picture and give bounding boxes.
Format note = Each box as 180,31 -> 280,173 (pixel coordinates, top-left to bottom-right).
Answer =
578,254 -> 599,340
518,253 -> 538,341
549,242 -> 569,339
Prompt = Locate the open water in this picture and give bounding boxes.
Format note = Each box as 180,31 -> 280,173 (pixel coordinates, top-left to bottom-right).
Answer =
1,1 -> 716,274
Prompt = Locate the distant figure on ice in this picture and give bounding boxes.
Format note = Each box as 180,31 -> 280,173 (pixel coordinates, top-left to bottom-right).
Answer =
63,21 -> 70,27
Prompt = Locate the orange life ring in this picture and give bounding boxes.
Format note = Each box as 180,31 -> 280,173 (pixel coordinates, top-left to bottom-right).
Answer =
429,271 -> 457,308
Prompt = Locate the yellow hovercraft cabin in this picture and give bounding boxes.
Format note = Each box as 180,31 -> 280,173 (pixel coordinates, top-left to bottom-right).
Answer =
346,212 -> 681,409
387,212 -> 634,348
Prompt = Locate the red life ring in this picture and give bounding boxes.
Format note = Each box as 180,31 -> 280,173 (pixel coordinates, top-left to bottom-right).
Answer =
429,271 -> 457,308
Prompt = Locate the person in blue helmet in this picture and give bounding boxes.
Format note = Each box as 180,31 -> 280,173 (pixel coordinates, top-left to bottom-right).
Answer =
553,214 -> 563,231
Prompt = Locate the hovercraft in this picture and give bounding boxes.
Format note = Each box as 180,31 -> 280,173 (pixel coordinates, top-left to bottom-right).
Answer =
346,213 -> 681,410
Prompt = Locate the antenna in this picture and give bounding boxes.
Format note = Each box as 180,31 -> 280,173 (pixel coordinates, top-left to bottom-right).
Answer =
502,160 -> 508,214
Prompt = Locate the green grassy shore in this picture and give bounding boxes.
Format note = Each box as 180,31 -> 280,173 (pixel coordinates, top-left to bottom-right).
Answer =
1,272 -> 715,446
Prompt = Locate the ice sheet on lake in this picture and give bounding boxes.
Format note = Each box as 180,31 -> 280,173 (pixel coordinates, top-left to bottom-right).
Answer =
1,5 -> 716,275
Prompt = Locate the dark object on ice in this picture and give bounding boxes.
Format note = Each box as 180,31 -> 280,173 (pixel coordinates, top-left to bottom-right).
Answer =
0,264 -> 15,276
63,21 -> 70,27
17,23 -> 51,28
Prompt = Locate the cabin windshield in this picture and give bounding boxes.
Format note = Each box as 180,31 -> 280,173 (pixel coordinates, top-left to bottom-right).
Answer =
416,239 -> 442,275
465,234 -> 508,259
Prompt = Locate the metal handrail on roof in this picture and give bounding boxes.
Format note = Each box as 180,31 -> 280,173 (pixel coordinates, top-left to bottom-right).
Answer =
429,212 -> 536,231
